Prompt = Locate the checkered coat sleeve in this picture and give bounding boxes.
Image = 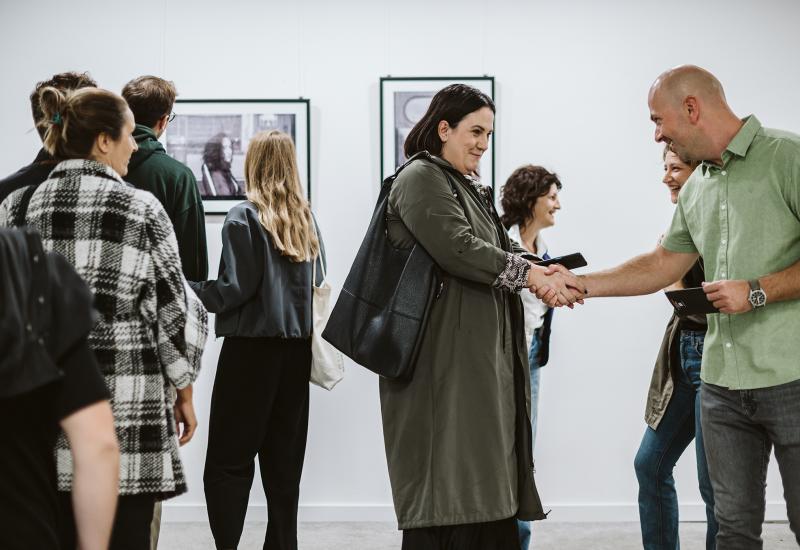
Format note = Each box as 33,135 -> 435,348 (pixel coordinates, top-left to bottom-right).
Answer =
141,195 -> 208,391
0,159 -> 209,498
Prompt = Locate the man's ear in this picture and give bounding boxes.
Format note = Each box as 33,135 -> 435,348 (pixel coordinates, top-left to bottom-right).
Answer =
438,120 -> 450,142
153,114 -> 169,136
684,96 -> 700,124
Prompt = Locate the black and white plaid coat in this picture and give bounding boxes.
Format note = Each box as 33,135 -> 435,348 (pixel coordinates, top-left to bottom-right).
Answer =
0,159 -> 208,498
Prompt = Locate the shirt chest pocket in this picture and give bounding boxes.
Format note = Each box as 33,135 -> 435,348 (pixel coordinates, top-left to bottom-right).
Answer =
683,189 -> 721,255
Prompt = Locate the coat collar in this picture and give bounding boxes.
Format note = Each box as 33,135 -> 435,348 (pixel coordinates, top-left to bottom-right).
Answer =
33,148 -> 55,164
421,153 -> 489,186
50,158 -> 127,185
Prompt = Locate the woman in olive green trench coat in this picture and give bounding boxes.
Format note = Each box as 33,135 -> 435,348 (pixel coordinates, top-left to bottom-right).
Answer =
379,85 -> 582,548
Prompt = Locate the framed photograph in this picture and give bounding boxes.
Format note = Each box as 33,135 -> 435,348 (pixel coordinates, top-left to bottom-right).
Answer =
163,99 -> 311,214
380,76 -> 495,191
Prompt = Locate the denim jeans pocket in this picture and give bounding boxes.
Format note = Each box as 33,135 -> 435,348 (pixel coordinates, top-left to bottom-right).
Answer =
680,331 -> 704,387
694,336 -> 704,356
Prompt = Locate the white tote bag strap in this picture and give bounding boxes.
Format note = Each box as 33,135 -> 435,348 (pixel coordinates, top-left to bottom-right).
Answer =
308,214 -> 344,391
310,218 -> 325,285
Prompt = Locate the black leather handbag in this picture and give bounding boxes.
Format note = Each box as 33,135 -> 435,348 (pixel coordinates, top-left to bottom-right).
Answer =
322,153 -> 448,380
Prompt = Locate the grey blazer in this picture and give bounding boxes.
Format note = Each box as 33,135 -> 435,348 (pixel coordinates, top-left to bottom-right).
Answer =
191,201 -> 325,339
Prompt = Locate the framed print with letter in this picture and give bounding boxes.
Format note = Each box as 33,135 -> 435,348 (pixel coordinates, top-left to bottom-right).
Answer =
164,99 -> 311,213
380,76 -> 495,191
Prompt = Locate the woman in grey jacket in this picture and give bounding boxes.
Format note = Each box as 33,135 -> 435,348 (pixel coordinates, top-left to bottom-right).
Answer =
191,130 -> 324,550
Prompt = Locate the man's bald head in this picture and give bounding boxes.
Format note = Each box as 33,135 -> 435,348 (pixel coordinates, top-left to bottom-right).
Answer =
649,65 -> 727,109
647,65 -> 741,163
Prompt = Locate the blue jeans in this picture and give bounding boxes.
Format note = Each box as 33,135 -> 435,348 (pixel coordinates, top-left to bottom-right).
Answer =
701,378 -> 800,549
517,330 -> 542,550
634,330 -> 717,550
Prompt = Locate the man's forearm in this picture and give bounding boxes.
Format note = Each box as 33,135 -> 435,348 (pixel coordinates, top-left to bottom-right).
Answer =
581,248 -> 698,298
761,258 -> 800,303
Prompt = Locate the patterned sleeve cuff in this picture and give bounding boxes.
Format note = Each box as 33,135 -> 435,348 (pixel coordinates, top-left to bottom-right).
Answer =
493,252 -> 531,293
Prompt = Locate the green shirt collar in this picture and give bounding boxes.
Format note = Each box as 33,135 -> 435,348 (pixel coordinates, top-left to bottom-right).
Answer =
726,115 -> 761,158
701,115 -> 761,176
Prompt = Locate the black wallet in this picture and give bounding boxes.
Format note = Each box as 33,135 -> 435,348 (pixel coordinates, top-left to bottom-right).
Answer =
665,287 -> 720,314
534,252 -> 588,270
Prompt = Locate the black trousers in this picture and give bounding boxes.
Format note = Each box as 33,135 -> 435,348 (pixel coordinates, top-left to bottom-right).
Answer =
204,337 -> 311,550
58,492 -> 156,550
402,518 -> 520,550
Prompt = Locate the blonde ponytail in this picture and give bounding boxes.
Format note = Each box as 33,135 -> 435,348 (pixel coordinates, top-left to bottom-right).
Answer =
38,87 -> 68,157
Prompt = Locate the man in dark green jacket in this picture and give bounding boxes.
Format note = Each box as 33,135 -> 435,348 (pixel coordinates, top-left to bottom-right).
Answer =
122,75 -> 208,281
122,75 -> 208,550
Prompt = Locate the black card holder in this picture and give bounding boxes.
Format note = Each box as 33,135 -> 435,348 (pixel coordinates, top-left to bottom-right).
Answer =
665,287 -> 720,315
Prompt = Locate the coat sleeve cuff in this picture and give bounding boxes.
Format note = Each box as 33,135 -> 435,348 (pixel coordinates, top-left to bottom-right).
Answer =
493,252 -> 531,293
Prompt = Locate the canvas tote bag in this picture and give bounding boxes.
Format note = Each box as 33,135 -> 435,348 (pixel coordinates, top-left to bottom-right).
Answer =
309,225 -> 344,390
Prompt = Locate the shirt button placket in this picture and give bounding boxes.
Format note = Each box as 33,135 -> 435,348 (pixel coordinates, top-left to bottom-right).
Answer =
719,171 -> 729,281
718,169 -> 736,385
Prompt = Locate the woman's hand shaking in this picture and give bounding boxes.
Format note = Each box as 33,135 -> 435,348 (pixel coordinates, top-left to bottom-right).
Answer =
526,263 -> 586,308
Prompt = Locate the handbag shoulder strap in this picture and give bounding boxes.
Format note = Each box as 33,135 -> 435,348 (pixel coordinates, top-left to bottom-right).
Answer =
12,184 -> 38,228
389,151 -> 461,202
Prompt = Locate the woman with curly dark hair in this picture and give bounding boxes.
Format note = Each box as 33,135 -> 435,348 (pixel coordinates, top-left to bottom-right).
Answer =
500,165 -> 562,550
201,132 -> 241,196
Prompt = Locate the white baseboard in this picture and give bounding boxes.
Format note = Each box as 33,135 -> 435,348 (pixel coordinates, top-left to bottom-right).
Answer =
162,503 -> 397,523
162,502 -> 789,523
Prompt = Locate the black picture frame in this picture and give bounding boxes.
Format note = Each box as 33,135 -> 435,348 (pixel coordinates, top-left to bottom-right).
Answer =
379,76 -> 495,192
163,98 -> 311,214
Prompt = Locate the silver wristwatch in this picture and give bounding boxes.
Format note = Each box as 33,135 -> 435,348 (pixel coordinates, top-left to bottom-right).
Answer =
748,279 -> 767,309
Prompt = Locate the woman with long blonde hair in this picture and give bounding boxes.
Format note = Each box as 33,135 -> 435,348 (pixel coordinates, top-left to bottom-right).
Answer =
191,130 -> 325,550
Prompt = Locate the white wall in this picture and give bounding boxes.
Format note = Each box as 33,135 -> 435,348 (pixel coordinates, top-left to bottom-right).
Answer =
2,0 -> 798,523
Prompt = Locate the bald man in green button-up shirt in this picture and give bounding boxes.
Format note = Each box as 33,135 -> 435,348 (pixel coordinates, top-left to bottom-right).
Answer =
549,65 -> 800,548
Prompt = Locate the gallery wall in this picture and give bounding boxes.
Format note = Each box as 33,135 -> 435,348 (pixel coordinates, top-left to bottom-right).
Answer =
2,0 -> 799,523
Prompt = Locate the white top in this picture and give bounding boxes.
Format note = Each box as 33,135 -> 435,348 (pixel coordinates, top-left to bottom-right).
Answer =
507,225 -> 549,350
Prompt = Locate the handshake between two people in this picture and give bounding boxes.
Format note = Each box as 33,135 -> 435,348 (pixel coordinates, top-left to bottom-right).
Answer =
526,263 -> 586,308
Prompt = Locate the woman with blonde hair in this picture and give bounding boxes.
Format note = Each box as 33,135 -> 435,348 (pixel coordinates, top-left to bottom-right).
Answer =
191,130 -> 325,550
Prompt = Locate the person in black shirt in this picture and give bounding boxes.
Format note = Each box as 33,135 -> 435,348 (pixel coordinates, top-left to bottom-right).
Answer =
0,227 -> 118,550
0,71 -> 97,204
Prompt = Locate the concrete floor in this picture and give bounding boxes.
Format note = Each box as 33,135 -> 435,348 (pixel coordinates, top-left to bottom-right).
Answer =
158,521 -> 797,549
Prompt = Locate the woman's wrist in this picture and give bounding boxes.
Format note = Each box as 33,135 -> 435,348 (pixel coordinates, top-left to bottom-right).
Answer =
176,384 -> 193,403
493,252 -> 531,293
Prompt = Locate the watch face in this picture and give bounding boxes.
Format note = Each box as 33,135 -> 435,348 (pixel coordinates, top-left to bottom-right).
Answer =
750,290 -> 767,307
